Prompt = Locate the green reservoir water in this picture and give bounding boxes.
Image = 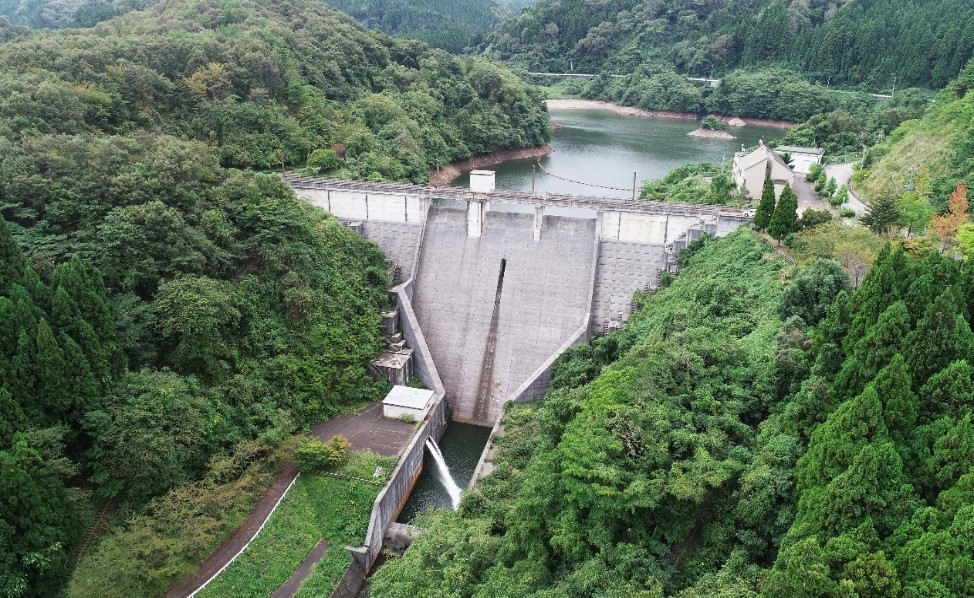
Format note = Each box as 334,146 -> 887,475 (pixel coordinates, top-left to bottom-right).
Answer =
396,423 -> 492,523
455,107 -> 785,198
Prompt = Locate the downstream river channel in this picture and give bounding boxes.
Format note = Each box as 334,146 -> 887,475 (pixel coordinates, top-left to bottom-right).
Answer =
455,107 -> 785,198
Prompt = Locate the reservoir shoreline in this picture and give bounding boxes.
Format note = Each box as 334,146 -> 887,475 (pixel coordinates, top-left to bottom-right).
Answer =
433,102 -> 788,193
430,145 -> 553,187
545,98 -> 795,130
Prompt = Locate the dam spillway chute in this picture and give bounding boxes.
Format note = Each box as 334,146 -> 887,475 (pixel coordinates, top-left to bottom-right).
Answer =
425,438 -> 462,509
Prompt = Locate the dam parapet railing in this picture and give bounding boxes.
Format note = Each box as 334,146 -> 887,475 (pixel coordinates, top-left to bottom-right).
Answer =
283,175 -> 755,220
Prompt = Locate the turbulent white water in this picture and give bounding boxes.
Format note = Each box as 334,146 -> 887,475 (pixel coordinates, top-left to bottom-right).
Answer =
426,438 -> 462,509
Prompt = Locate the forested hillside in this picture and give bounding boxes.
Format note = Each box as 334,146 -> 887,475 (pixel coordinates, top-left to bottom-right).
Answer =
373,230 -> 974,596
321,0 -> 494,53
0,0 -> 551,594
319,0 -> 538,53
857,59 -> 974,217
0,0 -> 548,180
0,0 -> 148,28
490,0 -> 974,90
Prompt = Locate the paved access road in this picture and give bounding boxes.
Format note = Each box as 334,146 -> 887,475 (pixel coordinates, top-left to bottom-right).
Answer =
825,163 -> 868,216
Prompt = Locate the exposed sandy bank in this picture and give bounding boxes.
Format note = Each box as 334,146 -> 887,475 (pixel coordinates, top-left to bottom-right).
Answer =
429,145 -> 553,187
688,128 -> 735,139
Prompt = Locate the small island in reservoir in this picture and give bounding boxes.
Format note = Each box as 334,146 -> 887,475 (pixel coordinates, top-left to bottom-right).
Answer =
688,114 -> 736,139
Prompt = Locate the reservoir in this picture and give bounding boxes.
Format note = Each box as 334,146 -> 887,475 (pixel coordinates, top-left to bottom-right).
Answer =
455,106 -> 786,198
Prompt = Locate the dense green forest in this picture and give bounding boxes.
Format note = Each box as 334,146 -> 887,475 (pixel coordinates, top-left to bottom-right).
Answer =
569,67 -> 935,126
0,0 -> 551,594
490,0 -> 974,91
319,0 -> 538,53
373,228 -> 974,596
321,0 -> 492,54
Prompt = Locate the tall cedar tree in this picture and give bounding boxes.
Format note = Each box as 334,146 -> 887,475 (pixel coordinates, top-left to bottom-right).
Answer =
0,217 -> 27,290
754,178 -> 776,230
769,184 -> 798,243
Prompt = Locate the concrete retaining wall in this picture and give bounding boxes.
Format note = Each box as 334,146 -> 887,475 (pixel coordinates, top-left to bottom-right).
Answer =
361,222 -> 424,281
328,560 -> 366,598
509,316 -> 591,403
393,284 -> 445,397
591,241 -> 666,332
347,276 -> 447,574
347,390 -> 446,573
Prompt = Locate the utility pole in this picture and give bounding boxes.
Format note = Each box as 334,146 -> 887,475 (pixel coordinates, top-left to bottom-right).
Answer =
632,172 -> 637,200
532,164 -> 537,196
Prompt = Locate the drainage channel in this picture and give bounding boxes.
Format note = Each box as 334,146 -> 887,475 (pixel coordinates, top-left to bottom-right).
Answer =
396,422 -> 492,523
473,258 -> 507,423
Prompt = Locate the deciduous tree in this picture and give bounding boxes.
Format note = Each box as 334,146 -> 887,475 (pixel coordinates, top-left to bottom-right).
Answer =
932,182 -> 969,251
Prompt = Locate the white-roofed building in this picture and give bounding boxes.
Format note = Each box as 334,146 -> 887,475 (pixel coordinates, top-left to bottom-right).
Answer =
382,385 -> 435,421
774,146 -> 824,175
732,140 -> 795,201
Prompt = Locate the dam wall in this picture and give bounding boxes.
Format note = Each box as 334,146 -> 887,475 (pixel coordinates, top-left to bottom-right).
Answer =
411,207 -> 597,423
287,176 -> 752,425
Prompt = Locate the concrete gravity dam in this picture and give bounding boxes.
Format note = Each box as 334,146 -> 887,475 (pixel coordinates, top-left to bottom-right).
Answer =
287,175 -> 752,426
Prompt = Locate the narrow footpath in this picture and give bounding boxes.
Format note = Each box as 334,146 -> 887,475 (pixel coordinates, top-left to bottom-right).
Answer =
165,403 -> 415,598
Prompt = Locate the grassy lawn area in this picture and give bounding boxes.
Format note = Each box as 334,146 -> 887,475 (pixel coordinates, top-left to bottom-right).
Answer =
198,450 -> 396,597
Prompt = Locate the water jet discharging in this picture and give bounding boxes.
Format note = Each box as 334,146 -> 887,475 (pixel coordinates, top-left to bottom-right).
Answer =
425,438 -> 462,509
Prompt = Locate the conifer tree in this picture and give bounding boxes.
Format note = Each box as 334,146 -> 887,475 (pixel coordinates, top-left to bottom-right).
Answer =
795,386 -> 888,492
905,271 -> 936,323
59,333 -> 99,423
811,290 -> 851,378
0,389 -> 26,449
52,256 -> 116,351
871,355 -> 917,438
844,245 -> 902,352
861,195 -> 901,235
21,267 -> 52,315
0,435 -> 70,596
0,297 -> 17,366
833,301 -> 911,398
768,184 -> 798,243
917,360 -> 974,423
930,415 -> 974,491
9,331 -> 36,416
754,178 -> 776,230
806,441 -> 917,538
35,320 -> 71,422
905,291 -> 974,387
8,284 -> 41,336
0,215 -> 27,291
